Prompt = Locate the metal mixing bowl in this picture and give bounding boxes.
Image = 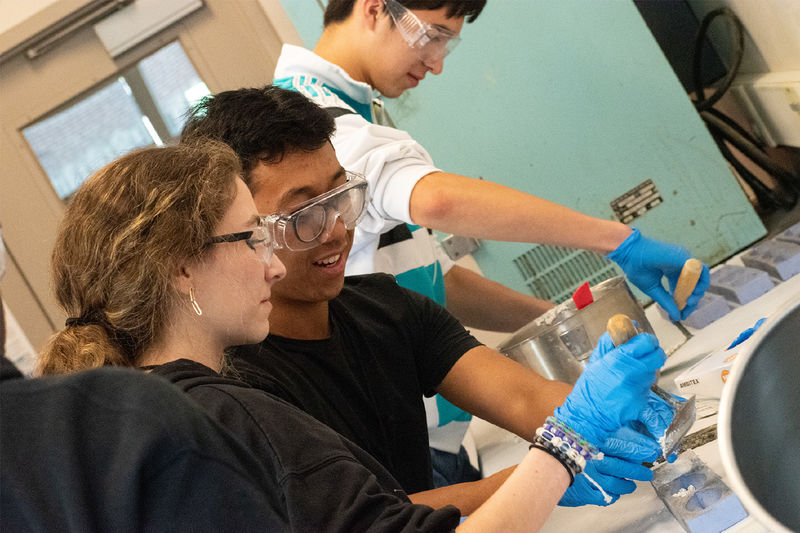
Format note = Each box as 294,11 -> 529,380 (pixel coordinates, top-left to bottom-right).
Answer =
718,298 -> 800,532
498,276 -> 653,384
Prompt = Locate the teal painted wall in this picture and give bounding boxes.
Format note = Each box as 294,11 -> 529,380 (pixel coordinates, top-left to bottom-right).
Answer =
278,0 -> 764,294
278,0 -> 324,48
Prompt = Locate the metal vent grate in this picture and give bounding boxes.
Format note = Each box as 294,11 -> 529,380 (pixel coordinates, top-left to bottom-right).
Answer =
513,245 -> 622,303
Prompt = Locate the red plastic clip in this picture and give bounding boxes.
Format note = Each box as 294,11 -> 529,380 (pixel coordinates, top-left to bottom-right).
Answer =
572,282 -> 593,310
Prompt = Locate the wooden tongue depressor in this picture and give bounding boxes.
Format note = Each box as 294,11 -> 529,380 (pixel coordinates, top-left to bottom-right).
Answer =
670,258 -> 704,347
674,258 -> 704,312
606,314 -> 696,459
606,313 -> 642,348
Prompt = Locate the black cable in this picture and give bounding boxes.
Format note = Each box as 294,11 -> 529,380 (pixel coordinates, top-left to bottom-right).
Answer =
701,110 -> 799,193
692,8 -> 745,113
708,125 -> 797,210
704,107 -> 761,149
691,7 -> 799,209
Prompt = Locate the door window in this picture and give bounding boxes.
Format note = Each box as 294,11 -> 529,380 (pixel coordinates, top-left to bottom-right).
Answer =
22,41 -> 210,199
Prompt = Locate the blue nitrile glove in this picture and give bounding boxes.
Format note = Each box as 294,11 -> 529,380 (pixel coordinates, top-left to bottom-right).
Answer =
559,426 -> 660,507
554,332 -> 665,446
638,391 -> 673,440
727,318 -> 767,349
602,425 -> 661,466
607,229 -> 710,322
639,391 -> 679,462
639,389 -> 676,443
587,334 -> 676,460
558,460 -> 624,506
590,338 -> 678,463
586,329 -> 675,452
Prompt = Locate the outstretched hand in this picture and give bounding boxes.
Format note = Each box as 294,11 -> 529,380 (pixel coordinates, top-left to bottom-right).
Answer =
607,229 -> 710,321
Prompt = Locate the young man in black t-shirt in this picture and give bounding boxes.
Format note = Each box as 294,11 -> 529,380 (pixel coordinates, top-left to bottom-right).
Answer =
234,273 -> 481,494
181,86 -> 672,514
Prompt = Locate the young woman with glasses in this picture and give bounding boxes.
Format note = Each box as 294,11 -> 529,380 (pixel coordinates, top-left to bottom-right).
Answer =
36,141 -> 664,532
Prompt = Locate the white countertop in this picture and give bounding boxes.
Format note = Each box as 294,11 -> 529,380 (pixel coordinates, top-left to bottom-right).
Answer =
472,271 -> 800,532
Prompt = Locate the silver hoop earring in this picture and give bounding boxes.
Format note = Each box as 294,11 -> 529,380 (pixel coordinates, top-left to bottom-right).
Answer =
189,287 -> 203,316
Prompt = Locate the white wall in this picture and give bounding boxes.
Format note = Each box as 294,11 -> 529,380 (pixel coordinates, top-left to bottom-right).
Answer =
688,0 -> 800,74
688,0 -> 800,148
3,301 -> 37,375
0,0 -> 59,35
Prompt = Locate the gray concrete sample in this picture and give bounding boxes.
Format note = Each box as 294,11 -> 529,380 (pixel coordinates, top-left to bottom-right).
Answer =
681,293 -> 731,329
775,221 -> 800,245
707,264 -> 773,305
741,239 -> 800,281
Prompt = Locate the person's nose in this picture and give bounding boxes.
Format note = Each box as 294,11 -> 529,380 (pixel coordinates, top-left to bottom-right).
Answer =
424,55 -> 444,75
267,252 -> 286,282
318,212 -> 348,244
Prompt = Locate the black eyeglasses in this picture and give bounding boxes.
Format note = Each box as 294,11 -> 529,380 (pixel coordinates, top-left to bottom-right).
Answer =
208,225 -> 279,263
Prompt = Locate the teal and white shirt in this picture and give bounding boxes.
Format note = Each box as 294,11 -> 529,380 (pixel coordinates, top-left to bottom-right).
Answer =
275,44 -> 472,454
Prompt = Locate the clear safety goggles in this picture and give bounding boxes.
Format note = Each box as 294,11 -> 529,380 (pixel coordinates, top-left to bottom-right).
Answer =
262,171 -> 369,251
208,224 -> 280,264
383,0 -> 461,63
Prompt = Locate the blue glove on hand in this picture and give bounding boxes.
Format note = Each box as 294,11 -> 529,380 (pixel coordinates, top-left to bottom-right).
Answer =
607,229 -> 710,321
554,332 -> 666,445
602,425 -> 661,466
588,333 -> 678,462
559,425 -> 660,507
586,329 -> 674,448
727,318 -> 767,349
638,390 -> 675,445
625,393 -> 679,463
559,460 -> 626,506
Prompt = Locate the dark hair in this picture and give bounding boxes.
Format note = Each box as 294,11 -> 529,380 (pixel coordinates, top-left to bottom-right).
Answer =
181,86 -> 335,188
324,0 -> 486,27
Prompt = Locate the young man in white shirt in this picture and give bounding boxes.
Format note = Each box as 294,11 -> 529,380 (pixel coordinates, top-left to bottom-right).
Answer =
272,0 -> 709,486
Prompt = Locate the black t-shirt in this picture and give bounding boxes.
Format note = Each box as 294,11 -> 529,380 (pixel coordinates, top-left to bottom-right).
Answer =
149,358 -> 461,532
232,274 -> 483,494
0,357 -> 287,532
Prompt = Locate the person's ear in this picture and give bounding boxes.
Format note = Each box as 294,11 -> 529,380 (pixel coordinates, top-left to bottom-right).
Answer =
359,0 -> 384,31
174,265 -> 194,296
174,264 -> 206,317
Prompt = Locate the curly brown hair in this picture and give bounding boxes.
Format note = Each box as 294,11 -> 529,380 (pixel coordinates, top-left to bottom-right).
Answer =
38,141 -> 241,375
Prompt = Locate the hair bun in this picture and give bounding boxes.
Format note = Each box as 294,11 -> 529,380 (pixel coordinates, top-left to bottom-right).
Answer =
65,316 -> 93,328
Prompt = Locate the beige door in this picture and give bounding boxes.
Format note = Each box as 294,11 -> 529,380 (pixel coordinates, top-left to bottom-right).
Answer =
0,0 -> 299,353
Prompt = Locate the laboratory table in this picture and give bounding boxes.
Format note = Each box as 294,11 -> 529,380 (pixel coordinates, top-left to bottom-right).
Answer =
474,263 -> 800,532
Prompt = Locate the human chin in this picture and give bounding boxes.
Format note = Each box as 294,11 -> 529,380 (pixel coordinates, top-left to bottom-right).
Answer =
236,325 -> 269,348
272,276 -> 342,304
250,320 -> 271,344
305,257 -> 347,300
374,75 -> 407,99
235,308 -> 271,346
382,81 -> 410,99
271,262 -> 342,303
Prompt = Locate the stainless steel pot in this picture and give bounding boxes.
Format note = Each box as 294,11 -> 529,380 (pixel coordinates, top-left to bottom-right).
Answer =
498,276 -> 653,383
718,298 -> 800,532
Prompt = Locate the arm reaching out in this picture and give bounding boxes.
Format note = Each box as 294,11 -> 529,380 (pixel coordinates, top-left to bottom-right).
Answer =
410,172 -> 710,320
444,265 -> 554,332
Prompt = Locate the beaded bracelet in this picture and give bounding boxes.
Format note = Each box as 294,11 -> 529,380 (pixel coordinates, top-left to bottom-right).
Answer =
529,416 -> 606,490
537,416 -> 604,469
530,443 -> 575,486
